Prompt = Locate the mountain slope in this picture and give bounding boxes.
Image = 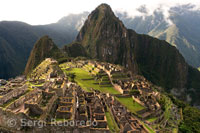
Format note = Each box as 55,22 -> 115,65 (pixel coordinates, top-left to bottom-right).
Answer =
63,42 -> 87,57
76,4 -> 138,73
0,21 -> 39,79
73,4 -> 188,89
0,13 -> 87,79
129,31 -> 188,89
24,36 -> 65,75
118,5 -> 200,68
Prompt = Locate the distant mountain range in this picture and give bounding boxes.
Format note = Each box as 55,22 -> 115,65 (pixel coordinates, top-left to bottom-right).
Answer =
117,4 -> 200,69
1,4 -> 200,80
0,12 -> 88,79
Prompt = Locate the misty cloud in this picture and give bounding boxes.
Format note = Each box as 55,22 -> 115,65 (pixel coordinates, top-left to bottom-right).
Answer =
0,0 -> 200,25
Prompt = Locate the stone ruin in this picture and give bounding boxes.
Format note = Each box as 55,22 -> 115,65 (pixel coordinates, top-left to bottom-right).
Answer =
104,95 -> 148,133
0,84 -> 28,106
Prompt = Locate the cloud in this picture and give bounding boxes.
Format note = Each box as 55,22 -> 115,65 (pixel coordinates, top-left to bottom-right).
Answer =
137,5 -> 149,14
0,0 -> 200,25
112,1 -> 200,25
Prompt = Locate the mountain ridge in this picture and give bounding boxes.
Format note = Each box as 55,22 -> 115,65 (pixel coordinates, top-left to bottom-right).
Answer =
0,14 -> 85,79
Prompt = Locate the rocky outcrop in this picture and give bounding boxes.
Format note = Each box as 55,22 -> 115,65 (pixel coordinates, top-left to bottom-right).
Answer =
24,35 -> 65,75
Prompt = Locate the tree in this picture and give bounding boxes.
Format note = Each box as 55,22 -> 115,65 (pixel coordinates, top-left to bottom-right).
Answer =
67,73 -> 76,82
129,89 -> 140,96
95,73 -> 103,85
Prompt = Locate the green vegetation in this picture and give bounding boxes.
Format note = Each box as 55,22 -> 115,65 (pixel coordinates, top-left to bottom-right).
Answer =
28,81 -> 44,87
172,128 -> 178,133
129,89 -> 140,96
63,68 -> 119,94
168,94 -> 200,133
111,73 -> 129,80
63,42 -> 87,57
179,106 -> 200,132
157,94 -> 183,131
56,118 -> 66,121
143,123 -> 155,133
146,117 -> 157,123
25,35 -> 65,75
105,108 -> 120,133
84,65 -> 99,75
57,57 -> 70,64
66,72 -> 76,82
158,94 -> 173,121
115,97 -> 145,114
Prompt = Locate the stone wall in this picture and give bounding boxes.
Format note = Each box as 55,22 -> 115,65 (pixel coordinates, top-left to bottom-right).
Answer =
7,89 -> 40,110
0,85 -> 28,105
0,107 -> 110,133
25,103 -> 43,115
40,94 -> 58,121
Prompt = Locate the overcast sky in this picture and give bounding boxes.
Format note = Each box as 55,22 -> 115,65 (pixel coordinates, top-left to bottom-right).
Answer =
0,0 -> 200,25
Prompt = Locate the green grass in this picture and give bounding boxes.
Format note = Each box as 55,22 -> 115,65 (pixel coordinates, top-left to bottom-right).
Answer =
105,111 -> 120,133
115,97 -> 145,114
55,118 -> 68,121
84,65 -> 98,74
143,123 -> 155,133
147,117 -> 157,122
63,68 -> 120,94
28,81 -> 44,87
173,128 -> 178,133
85,64 -> 93,69
112,73 -> 129,80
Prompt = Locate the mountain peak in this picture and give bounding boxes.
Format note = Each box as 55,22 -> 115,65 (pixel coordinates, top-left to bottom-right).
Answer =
85,3 -> 116,23
76,4 -> 129,61
96,3 -> 112,12
24,36 -> 64,75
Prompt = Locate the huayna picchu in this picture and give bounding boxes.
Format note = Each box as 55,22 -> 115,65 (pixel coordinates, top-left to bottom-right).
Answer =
0,3 -> 200,133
